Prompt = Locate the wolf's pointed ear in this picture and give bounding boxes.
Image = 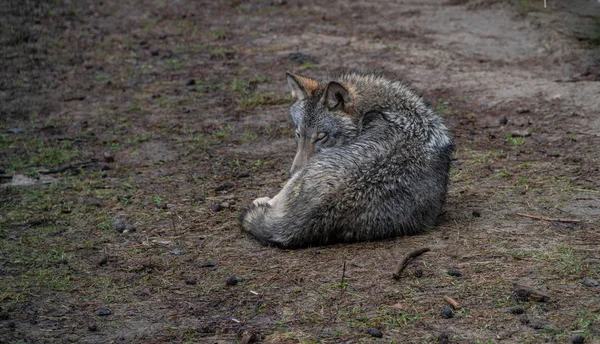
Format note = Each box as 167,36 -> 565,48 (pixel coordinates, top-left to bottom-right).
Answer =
323,81 -> 352,112
286,72 -> 319,101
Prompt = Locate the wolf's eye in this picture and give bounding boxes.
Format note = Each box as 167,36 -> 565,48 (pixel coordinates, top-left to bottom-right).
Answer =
315,132 -> 328,143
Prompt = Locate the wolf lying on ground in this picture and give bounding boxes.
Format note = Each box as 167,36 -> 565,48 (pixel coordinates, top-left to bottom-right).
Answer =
240,72 -> 453,248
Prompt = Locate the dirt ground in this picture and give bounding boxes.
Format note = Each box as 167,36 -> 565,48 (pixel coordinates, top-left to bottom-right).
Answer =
1,0 -> 600,343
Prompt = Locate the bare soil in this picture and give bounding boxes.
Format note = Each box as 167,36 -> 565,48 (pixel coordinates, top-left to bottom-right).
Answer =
1,0 -> 600,343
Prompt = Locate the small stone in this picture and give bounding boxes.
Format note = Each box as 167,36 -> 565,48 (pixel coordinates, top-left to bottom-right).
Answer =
441,305 -> 454,319
546,152 -> 561,158
186,79 -> 195,86
286,52 -> 312,64
101,165 -> 111,171
97,254 -> 108,266
571,335 -> 585,344
98,308 -> 111,316
7,128 -> 24,134
506,306 -> 525,315
185,278 -> 197,285
103,152 -> 115,163
414,267 -> 423,278
211,203 -> 223,212
170,248 -> 184,255
151,50 -> 159,56
88,323 -> 98,332
159,203 -> 168,210
366,328 -> 383,338
510,130 -> 531,137
446,269 -> 462,277
472,210 -> 481,217
112,220 -> 126,232
226,276 -> 238,286
499,116 -> 508,125
214,181 -> 235,191
438,333 -> 449,344
581,278 -> 599,287
193,195 -> 205,204
220,202 -> 230,209
236,170 -> 250,178
516,107 -> 530,114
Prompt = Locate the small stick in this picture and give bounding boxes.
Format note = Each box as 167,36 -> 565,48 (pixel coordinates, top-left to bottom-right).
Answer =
37,159 -> 98,174
338,261 -> 347,299
442,295 -> 460,310
393,247 -> 430,280
516,213 -> 580,223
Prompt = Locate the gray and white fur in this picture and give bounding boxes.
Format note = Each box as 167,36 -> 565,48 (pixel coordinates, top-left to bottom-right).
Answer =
239,72 -> 453,248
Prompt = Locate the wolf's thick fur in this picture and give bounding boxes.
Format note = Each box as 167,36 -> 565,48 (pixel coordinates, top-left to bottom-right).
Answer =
240,72 -> 453,248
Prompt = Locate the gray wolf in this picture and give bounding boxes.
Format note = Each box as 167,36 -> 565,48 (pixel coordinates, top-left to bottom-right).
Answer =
239,72 -> 453,248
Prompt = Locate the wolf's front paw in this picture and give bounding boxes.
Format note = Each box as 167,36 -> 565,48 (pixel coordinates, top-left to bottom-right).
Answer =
252,197 -> 271,207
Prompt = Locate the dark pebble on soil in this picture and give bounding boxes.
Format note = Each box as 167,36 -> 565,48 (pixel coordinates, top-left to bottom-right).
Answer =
88,323 -> 98,332
366,328 -> 383,338
414,267 -> 423,278
103,152 -> 115,163
446,269 -> 462,277
212,203 -> 223,212
286,52 -> 312,64
581,278 -> 599,287
97,254 -> 108,266
215,180 -> 235,191
546,152 -> 561,157
236,170 -> 250,178
438,333 -> 449,344
441,305 -> 454,319
112,220 -> 126,232
499,116 -> 508,125
194,195 -> 205,204
186,79 -> 195,86
571,335 -> 585,344
98,308 -> 111,316
101,165 -> 111,171
472,210 -> 481,217
516,107 -> 530,114
506,306 -> 525,315
226,276 -> 238,286
185,278 -> 197,285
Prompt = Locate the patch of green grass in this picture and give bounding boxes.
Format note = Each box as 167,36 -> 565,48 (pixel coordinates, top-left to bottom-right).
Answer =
241,131 -> 258,142
210,47 -> 235,58
165,58 -> 182,70
506,134 -> 526,146
299,61 -> 313,70
94,73 -> 109,81
493,171 -> 510,179
30,142 -> 77,168
231,78 -> 247,92
474,150 -> 504,164
212,29 -> 227,39
128,103 -> 143,113
0,134 -> 13,149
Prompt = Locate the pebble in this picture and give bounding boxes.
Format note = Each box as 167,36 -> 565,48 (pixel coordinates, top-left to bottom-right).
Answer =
571,335 -> 585,344
7,128 -> 24,134
516,107 -> 530,114
211,203 -> 223,212
103,152 -> 115,163
472,210 -> 481,217
441,305 -> 454,319
186,79 -> 195,86
185,278 -> 197,285
112,220 -> 126,232
499,116 -> 508,125
505,306 -> 525,315
194,195 -> 205,204
215,181 -> 235,191
98,308 -> 111,316
97,254 -> 108,266
226,276 -> 238,286
414,267 -> 423,278
446,269 -> 462,277
366,328 -> 383,338
286,52 -> 312,64
236,170 -> 250,178
581,278 -> 599,287
88,323 -> 98,332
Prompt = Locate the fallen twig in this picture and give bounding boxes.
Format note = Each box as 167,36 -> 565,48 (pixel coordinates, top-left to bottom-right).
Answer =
516,213 -> 580,223
442,295 -> 460,310
392,247 -> 430,280
37,159 -> 98,174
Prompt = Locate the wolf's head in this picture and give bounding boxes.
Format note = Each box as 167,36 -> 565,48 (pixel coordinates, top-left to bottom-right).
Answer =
286,72 -> 359,175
